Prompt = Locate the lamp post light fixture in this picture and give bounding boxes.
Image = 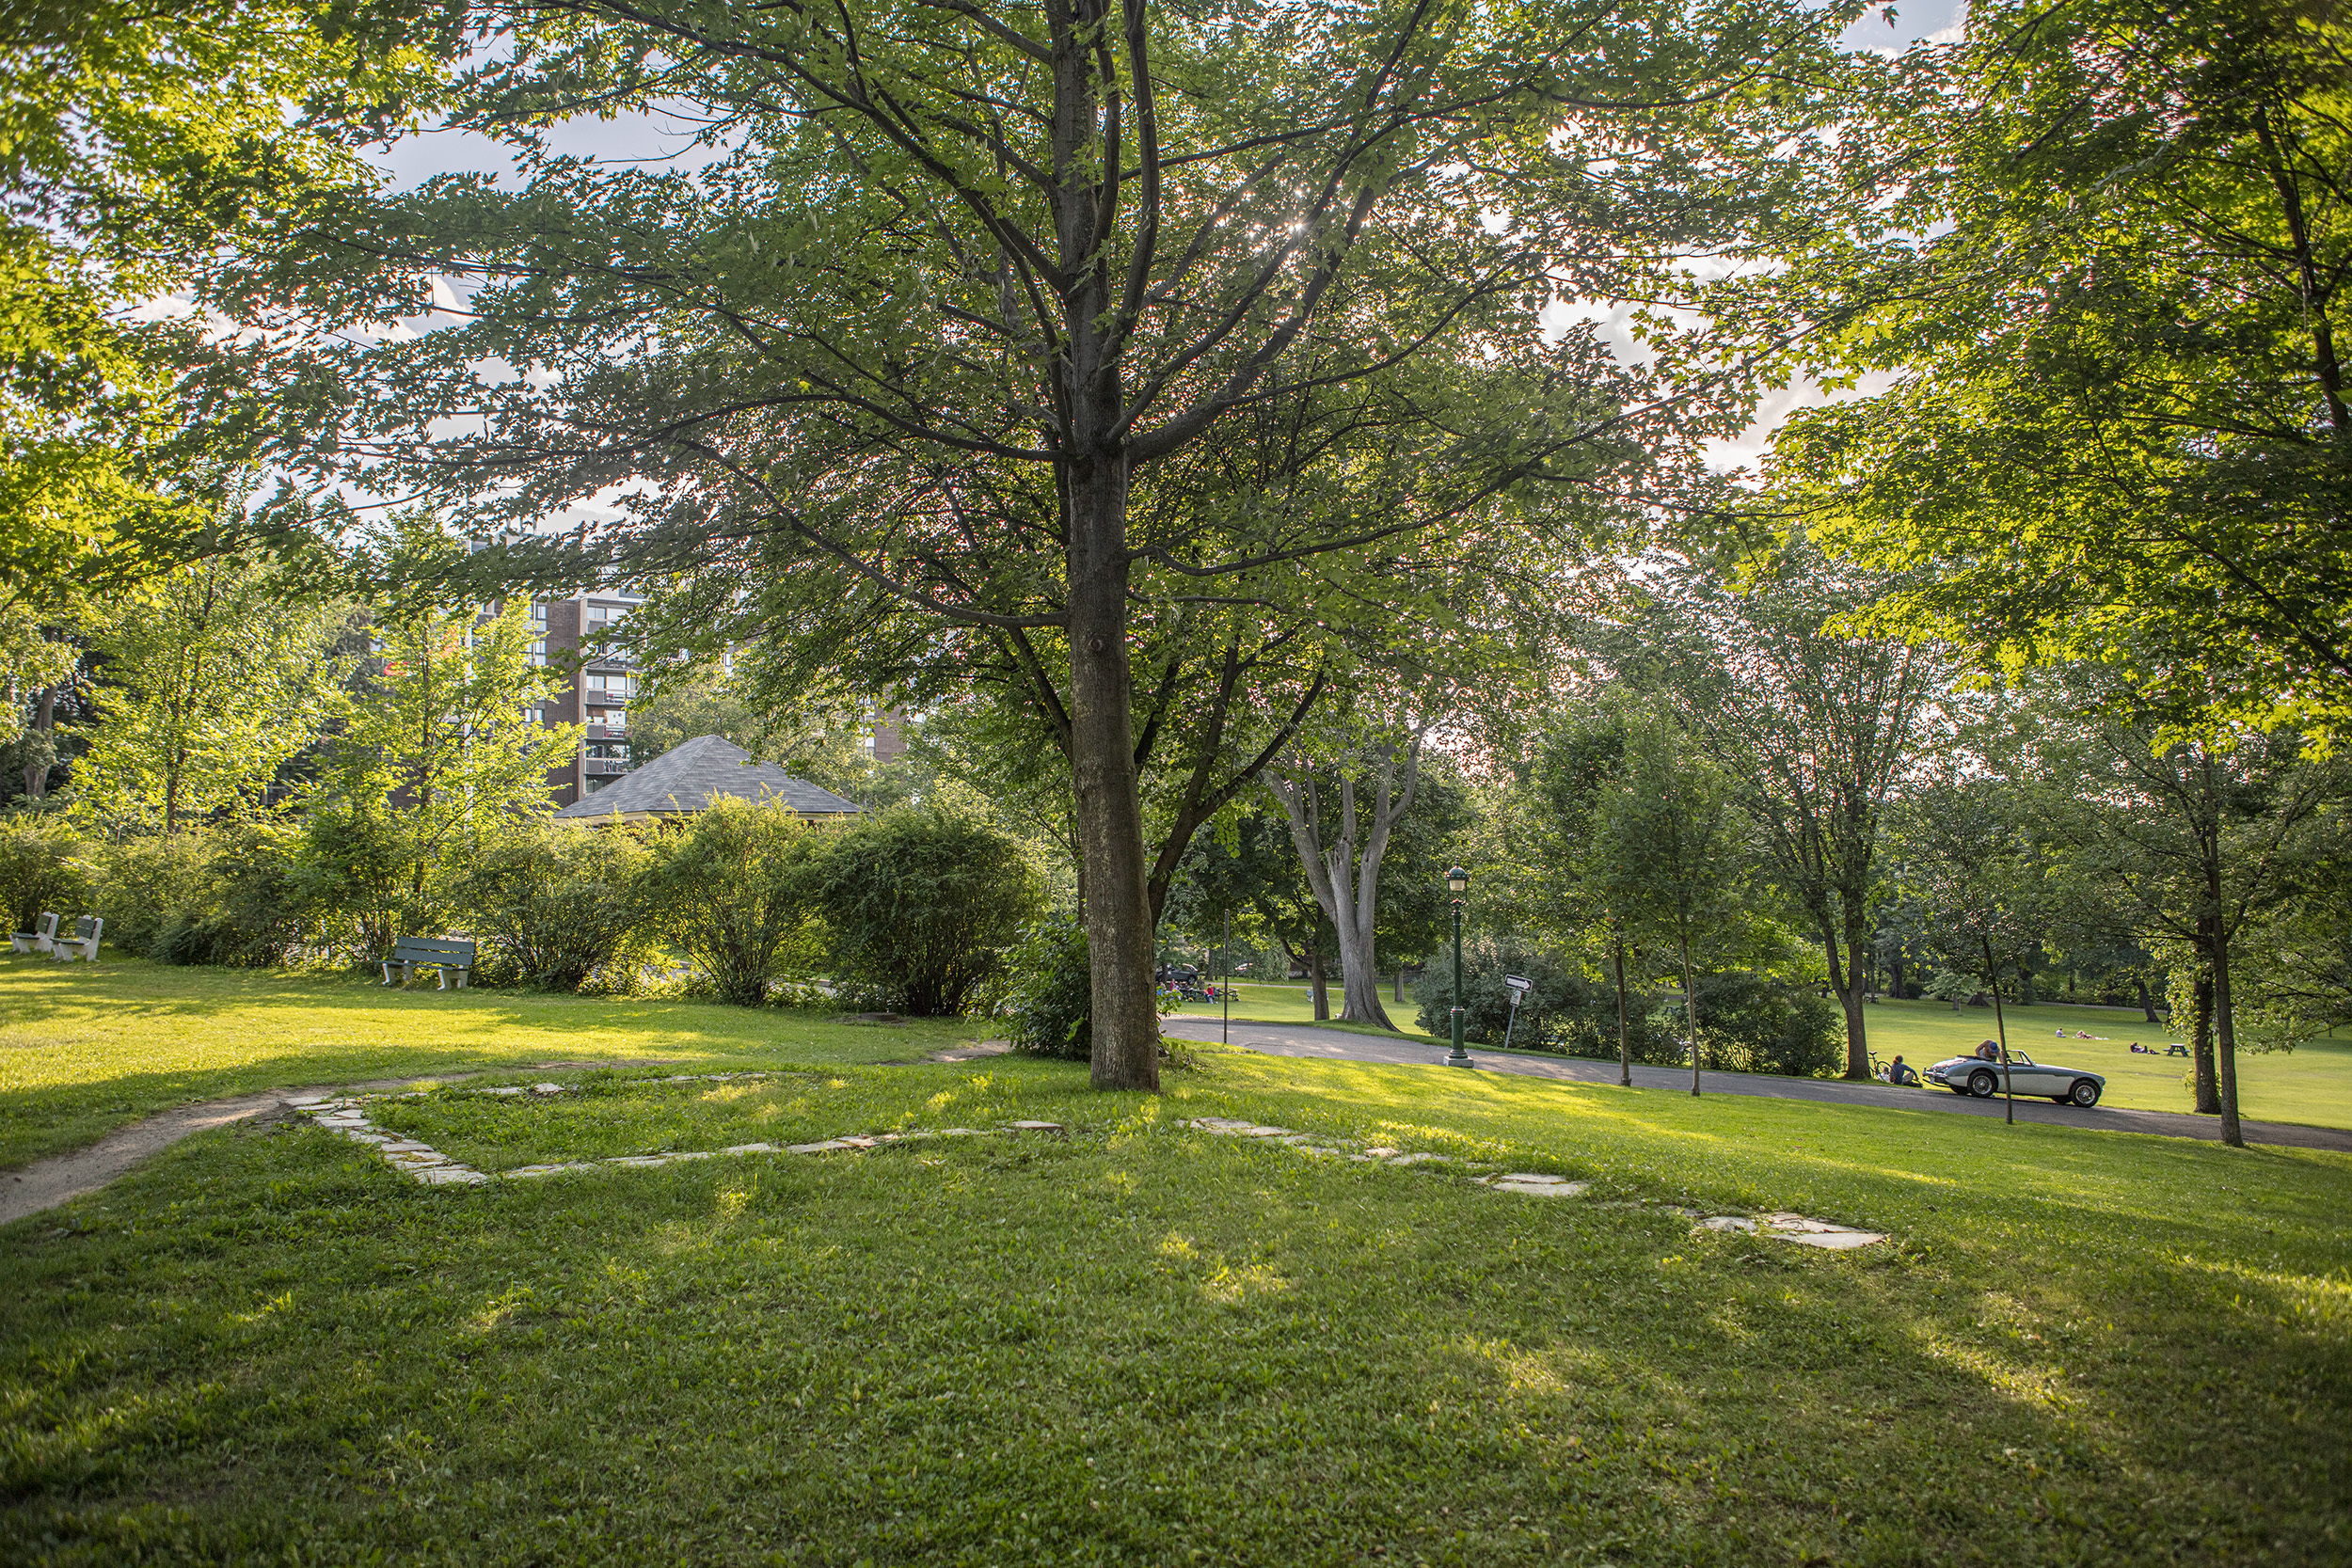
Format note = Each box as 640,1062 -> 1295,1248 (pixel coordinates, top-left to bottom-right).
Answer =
1445,865 -> 1473,1069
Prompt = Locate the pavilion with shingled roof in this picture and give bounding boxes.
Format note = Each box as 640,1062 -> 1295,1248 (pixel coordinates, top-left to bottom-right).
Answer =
552,735 -> 865,825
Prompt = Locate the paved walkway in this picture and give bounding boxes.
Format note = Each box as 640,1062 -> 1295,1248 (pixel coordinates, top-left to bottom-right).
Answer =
1161,1016 -> 2352,1153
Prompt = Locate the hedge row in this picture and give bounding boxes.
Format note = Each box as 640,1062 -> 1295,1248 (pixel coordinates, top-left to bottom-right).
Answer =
0,800 -> 1040,1016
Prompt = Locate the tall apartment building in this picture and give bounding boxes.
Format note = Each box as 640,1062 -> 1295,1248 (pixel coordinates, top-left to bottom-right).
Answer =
525,590 -> 644,808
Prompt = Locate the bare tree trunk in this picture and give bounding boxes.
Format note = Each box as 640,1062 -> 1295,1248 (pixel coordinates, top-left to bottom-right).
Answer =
1266,738 -> 1422,1032
1681,935 -> 1700,1096
2192,950 -> 2220,1115
2135,976 -> 2158,1023
1067,454 -> 1158,1093
22,686 -> 56,800
1822,902 -> 1871,1081
1309,945 -> 1328,1021
1986,934 -> 2014,1126
1613,935 -> 1631,1086
2214,933 -> 2246,1148
1393,965 -> 1404,1004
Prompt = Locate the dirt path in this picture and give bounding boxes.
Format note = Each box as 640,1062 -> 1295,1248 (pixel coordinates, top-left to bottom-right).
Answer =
0,1061 -> 682,1227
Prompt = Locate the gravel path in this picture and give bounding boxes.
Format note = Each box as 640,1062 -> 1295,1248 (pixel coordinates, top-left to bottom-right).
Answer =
1161,1015 -> 2352,1153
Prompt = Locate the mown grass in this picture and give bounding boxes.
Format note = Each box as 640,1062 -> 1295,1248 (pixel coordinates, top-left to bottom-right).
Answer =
5,1046 -> 2347,1566
0,958 -> 984,1168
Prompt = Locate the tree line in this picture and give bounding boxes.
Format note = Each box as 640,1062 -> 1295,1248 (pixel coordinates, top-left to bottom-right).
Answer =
2,0 -> 2344,1114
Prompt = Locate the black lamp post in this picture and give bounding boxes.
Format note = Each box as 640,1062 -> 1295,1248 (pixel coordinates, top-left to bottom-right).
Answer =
1445,865 -> 1473,1069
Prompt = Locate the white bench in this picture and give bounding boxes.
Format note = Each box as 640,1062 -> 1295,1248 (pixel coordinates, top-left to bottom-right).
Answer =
10,911 -> 58,954
53,915 -> 102,962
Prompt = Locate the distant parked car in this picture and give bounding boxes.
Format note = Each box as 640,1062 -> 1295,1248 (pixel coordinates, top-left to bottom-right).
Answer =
1156,961 -> 1200,985
1926,1049 -> 2105,1106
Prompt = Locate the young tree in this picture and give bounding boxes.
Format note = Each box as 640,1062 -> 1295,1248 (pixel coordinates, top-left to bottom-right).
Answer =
1637,546 -> 1943,1081
1528,694 -> 1641,1084
310,533 -> 578,945
1896,772 -> 2056,1126
2045,711 -> 2337,1146
1593,716 -> 1746,1095
73,551 -> 347,833
257,0 -> 1864,1090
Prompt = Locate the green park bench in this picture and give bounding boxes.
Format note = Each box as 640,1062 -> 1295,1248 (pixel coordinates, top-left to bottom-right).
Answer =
52,915 -> 102,962
382,937 -> 476,990
10,911 -> 58,955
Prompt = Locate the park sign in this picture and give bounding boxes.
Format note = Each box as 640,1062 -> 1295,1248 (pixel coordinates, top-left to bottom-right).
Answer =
1504,974 -> 1534,994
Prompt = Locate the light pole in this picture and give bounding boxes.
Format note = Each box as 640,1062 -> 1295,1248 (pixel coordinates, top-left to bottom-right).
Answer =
1445,865 -> 1473,1069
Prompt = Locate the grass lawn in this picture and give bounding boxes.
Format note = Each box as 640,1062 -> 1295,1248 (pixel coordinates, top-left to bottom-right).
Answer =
5,960 -> 2349,1564
1197,982 -> 1437,1038
0,957 -> 985,1168
1200,984 -> 2352,1131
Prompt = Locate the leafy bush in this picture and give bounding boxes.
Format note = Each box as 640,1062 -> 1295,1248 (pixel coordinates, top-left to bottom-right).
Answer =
1665,971 -> 1843,1078
84,833 -> 210,958
453,824 -> 648,990
814,809 -> 1040,1015
0,818 -> 88,938
1414,938 -> 1677,1059
149,824 -> 315,967
975,915 -> 1091,1058
300,803 -> 413,964
639,799 -> 822,1006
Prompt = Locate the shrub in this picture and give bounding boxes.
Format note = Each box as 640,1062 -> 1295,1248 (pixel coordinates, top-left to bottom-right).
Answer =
814,809 -> 1040,1015
976,915 -> 1091,1058
0,818 -> 88,938
639,799 -> 822,1006
1663,971 -> 1843,1078
1413,938 -> 1678,1058
453,824 -> 649,990
84,833 -> 209,958
300,804 -> 413,964
150,824 -> 315,967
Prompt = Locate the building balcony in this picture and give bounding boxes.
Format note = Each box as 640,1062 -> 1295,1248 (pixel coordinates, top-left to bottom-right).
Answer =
584,757 -> 635,777
586,724 -> 628,740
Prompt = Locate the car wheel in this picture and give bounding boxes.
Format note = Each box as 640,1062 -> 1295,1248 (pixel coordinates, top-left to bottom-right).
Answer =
2069,1079 -> 2101,1107
1967,1069 -> 1998,1098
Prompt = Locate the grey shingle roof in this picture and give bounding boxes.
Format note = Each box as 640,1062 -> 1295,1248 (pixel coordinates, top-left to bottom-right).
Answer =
553,734 -> 865,820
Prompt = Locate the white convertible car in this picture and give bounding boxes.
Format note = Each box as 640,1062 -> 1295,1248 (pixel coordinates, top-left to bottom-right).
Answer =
1925,1050 -> 2106,1106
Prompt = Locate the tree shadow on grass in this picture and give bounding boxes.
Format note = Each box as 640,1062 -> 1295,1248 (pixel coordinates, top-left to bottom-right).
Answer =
3,1086 -> 2345,1566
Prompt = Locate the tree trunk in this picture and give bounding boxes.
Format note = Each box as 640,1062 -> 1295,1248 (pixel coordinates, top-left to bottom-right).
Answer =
2135,976 -> 2158,1023
22,685 -> 56,800
1613,935 -> 1631,1086
1309,945 -> 1329,1021
1822,904 -> 1871,1082
1985,935 -> 2014,1125
1066,455 -> 1159,1093
2192,952 -> 2219,1115
1681,935 -> 1700,1096
2213,932 -> 2246,1148
1393,965 -> 1404,1004
1267,745 -> 1420,1033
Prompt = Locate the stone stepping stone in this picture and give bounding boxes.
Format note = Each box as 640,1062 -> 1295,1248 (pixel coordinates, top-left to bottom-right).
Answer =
1004,1120 -> 1064,1132
1486,1174 -> 1591,1197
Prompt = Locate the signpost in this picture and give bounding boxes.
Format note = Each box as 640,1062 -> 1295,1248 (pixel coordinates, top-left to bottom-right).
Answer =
1502,974 -> 1533,1052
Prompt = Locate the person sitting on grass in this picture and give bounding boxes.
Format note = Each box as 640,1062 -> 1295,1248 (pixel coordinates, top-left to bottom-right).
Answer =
1887,1053 -> 1919,1086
